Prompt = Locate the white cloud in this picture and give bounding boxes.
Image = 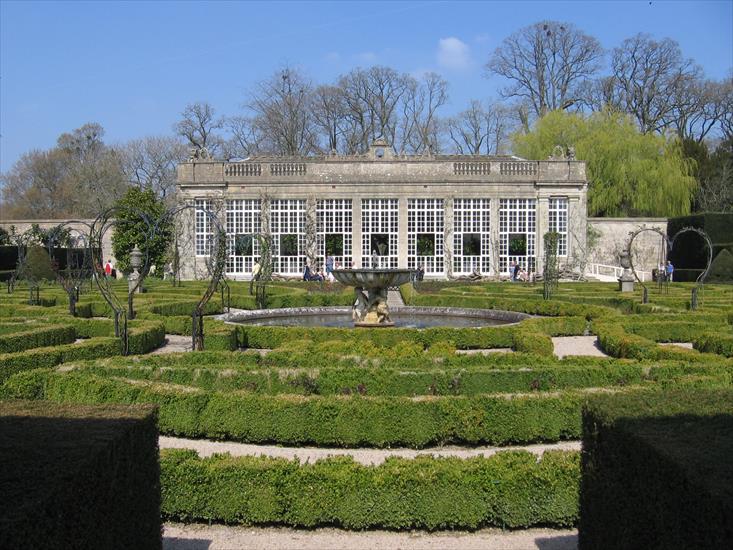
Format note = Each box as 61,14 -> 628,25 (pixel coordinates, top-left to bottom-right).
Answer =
355,51 -> 378,64
436,37 -> 471,70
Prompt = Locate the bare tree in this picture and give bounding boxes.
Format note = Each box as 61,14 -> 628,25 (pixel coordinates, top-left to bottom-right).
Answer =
57,122 -> 106,163
311,85 -> 348,153
119,136 -> 188,201
717,74 -> 733,141
339,66 -> 410,152
609,34 -> 702,134
399,72 -> 448,154
248,67 -> 317,156
222,115 -> 261,159
1,149 -> 70,217
174,102 -> 224,153
666,78 -> 731,142
446,100 -> 513,155
1,123 -> 127,217
487,21 -> 604,117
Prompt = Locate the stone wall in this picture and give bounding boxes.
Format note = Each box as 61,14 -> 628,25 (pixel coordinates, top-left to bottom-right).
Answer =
587,218 -> 668,275
0,219 -> 117,276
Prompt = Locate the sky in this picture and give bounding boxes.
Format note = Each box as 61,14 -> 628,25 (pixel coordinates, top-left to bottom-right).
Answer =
1,0 -> 732,173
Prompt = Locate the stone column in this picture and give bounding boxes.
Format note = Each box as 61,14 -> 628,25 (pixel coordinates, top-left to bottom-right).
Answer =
177,199 -> 197,281
398,198 -> 409,269
443,197 -> 454,279
490,197 -> 501,276
352,197 -> 362,269
536,197 -> 550,275
568,196 -> 585,270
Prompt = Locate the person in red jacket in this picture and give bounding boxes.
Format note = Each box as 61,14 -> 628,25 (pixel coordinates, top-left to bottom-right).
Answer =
104,260 -> 112,278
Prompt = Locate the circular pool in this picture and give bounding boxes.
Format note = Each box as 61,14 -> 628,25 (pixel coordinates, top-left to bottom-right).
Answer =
220,306 -> 529,329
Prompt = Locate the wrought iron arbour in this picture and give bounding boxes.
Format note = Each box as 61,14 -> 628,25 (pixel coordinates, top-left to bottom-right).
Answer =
626,226 -> 713,309
45,221 -> 94,316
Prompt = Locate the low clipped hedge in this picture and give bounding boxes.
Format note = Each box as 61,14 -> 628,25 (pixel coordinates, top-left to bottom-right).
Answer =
511,328 -> 554,356
238,324 -> 517,350
3,369 -> 588,447
593,321 -> 715,361
694,332 -> 733,358
0,324 -> 76,353
0,321 -> 165,381
70,360 -> 732,397
0,339 -> 121,382
579,388 -> 733,549
161,448 -> 580,530
0,400 -> 160,550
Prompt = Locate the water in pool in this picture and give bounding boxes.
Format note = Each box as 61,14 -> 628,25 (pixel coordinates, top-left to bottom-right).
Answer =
235,312 -> 511,329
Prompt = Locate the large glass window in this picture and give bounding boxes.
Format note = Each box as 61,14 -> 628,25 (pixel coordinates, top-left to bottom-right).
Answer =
453,198 -> 490,275
408,199 -> 444,274
548,198 -> 568,257
270,199 -> 306,274
317,199 -> 352,269
195,199 -> 213,257
361,199 -> 399,268
225,199 -> 261,275
499,198 -> 536,274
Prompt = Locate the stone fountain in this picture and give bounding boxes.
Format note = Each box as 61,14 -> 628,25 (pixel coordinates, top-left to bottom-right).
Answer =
332,268 -> 413,327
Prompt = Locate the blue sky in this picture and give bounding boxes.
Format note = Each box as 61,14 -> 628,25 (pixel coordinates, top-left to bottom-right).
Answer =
1,0 -> 731,172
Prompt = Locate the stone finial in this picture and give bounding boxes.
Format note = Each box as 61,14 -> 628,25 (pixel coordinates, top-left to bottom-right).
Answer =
187,146 -> 212,162
548,145 -> 566,160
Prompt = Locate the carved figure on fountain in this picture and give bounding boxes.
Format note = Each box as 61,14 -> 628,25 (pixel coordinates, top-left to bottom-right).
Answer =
352,287 -> 369,322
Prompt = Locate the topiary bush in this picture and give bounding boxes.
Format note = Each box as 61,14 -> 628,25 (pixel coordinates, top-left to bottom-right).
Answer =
579,388 -> 733,549
0,400 -> 160,550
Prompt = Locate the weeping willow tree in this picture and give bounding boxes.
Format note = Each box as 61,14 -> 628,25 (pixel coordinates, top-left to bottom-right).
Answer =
512,110 -> 697,217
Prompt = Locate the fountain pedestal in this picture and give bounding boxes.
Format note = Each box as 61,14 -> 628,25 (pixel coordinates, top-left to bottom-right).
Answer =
332,269 -> 413,327
618,251 -> 634,292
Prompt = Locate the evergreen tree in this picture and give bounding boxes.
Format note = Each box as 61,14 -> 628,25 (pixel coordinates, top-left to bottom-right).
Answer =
111,188 -> 172,274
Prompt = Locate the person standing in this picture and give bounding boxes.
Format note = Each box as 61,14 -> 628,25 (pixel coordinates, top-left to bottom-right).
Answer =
666,260 -> 674,282
104,260 -> 112,278
326,255 -> 334,275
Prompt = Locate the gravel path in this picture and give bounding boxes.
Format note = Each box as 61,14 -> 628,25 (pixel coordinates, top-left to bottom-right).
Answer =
456,348 -> 514,355
159,436 -> 581,465
150,335 -> 193,354
659,342 -> 694,349
552,336 -> 608,359
163,524 -> 578,550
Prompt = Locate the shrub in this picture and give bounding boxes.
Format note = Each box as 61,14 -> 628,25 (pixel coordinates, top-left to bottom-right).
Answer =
161,449 -> 580,530
0,338 -> 121,382
694,332 -> 733,358
0,400 -> 160,550
3,369 -> 588,447
579,388 -> 733,549
0,324 -> 76,353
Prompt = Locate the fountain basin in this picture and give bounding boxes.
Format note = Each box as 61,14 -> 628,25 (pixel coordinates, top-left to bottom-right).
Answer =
331,269 -> 413,289
220,306 -> 529,329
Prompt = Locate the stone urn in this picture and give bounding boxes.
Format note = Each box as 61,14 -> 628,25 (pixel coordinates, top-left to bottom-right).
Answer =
128,244 -> 144,294
618,250 -> 634,292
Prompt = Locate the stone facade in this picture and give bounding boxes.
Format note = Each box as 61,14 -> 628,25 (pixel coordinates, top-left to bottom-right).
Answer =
176,142 -> 588,280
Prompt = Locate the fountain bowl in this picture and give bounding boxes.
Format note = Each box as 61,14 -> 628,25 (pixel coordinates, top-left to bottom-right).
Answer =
331,269 -> 413,289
